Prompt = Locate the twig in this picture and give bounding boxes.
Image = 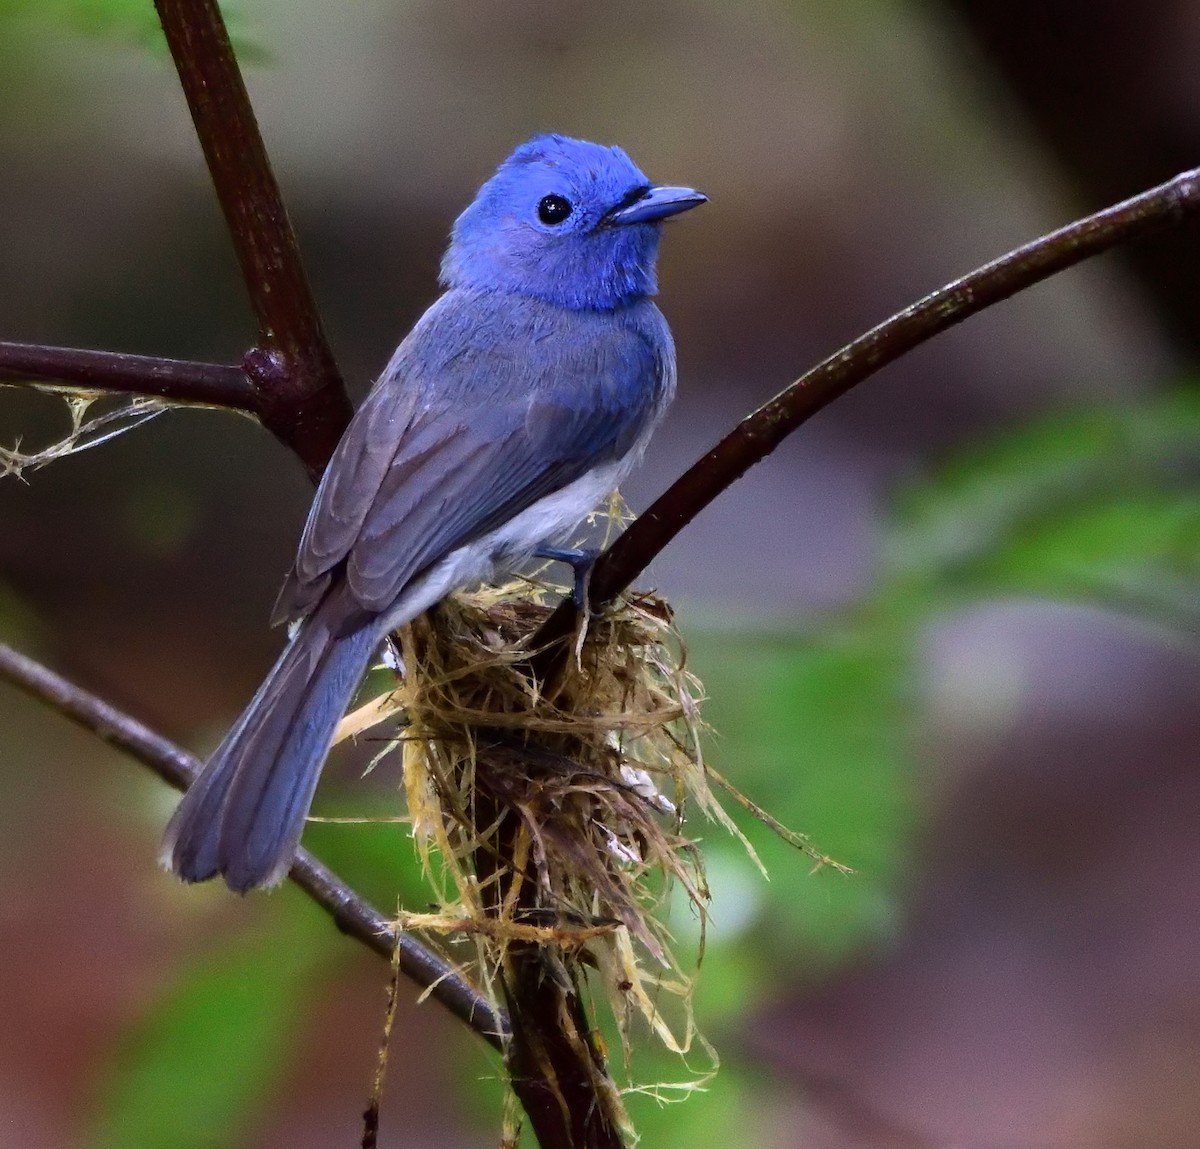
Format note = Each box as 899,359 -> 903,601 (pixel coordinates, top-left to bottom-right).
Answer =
531,166 -> 1200,654
153,0 -> 353,479
0,641 -> 506,1052
0,341 -> 254,409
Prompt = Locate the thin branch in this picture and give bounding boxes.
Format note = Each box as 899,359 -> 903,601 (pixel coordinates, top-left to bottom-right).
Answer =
0,341 -> 254,409
602,167 -> 1200,595
531,166 -> 1200,654
153,0 -> 353,479
0,641 -> 506,1052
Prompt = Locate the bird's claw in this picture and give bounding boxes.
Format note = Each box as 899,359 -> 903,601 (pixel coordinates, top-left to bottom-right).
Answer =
534,545 -> 599,611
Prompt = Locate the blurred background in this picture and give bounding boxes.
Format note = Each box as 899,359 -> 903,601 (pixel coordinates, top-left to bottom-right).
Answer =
2,1 -> 1199,1146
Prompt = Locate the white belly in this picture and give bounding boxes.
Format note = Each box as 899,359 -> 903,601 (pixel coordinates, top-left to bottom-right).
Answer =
379,453 -> 634,632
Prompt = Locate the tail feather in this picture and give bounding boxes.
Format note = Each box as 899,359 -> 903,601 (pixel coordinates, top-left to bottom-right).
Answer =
161,590 -> 380,891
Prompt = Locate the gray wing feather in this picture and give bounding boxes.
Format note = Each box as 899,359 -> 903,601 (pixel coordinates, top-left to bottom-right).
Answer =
344,393 -> 635,611
273,382 -> 422,623
297,383 -> 423,576
276,292 -> 671,622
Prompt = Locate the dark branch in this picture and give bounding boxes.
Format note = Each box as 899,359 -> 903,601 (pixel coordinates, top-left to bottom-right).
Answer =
600,167 -> 1200,595
532,166 -> 1200,654
0,341 -> 254,409
0,641 -> 506,1052
153,0 -> 353,479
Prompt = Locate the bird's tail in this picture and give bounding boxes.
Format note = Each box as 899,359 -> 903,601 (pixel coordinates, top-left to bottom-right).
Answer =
160,588 -> 380,892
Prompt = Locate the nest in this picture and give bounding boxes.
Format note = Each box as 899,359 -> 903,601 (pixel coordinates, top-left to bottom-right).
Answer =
336,558 -> 842,1128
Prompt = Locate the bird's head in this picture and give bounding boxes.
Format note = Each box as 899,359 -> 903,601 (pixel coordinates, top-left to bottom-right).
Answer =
440,134 -> 706,311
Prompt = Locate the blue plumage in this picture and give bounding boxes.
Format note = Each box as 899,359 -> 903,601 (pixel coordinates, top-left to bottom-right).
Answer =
161,134 -> 705,891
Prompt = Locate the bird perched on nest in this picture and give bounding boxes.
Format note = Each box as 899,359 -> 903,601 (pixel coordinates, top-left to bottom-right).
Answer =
161,133 -> 706,892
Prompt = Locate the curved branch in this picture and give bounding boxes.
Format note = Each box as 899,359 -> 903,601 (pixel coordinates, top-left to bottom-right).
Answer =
0,642 -> 507,1052
0,341 -> 254,409
531,166 -> 1200,653
153,0 -> 353,479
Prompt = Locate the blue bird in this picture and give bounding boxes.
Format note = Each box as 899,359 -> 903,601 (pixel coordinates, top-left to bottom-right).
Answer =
160,134 -> 705,892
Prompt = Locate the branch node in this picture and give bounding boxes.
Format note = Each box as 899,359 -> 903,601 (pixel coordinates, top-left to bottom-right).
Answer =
242,346 -> 290,393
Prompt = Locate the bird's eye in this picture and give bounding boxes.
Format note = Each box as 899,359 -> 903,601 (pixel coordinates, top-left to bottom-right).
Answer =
537,194 -> 573,226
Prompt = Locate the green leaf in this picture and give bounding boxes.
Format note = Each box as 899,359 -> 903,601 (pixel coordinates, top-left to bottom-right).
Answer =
887,391 -> 1200,586
878,390 -> 1200,633
970,495 -> 1200,623
86,901 -> 335,1149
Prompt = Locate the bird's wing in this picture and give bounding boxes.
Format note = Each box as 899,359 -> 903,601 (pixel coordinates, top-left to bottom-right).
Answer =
275,300 -> 669,622
271,376 -> 422,624
342,389 -> 639,612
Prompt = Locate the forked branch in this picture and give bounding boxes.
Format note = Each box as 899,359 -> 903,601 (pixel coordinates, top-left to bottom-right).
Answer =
153,0 -> 352,479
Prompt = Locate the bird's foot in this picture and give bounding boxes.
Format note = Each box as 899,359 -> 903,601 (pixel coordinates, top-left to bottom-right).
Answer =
534,545 -> 599,610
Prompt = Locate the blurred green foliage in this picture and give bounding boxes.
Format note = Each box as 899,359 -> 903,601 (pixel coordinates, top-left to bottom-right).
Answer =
0,0 -> 262,58
88,900 -> 338,1149
88,391 -> 1200,1147
887,391 -> 1200,619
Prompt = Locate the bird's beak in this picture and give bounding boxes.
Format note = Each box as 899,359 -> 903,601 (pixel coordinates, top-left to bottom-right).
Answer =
607,185 -> 708,226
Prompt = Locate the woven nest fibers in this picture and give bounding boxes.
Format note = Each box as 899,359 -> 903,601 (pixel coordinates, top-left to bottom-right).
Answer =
334,575 -> 844,1097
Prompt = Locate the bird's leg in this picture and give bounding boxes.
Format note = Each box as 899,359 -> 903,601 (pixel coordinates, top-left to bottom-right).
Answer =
534,545 -> 599,610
